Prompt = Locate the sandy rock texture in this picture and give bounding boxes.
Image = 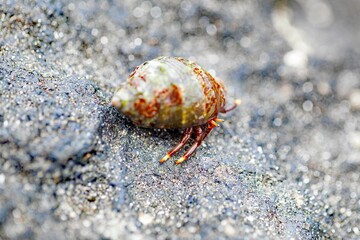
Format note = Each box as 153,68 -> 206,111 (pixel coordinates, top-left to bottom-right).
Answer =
1,0 -> 359,239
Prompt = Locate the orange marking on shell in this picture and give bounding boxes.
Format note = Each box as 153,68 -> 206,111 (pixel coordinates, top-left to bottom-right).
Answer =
158,84 -> 183,106
129,66 -> 139,78
193,67 -> 201,75
129,76 -> 136,86
139,74 -> 147,82
192,68 -> 223,118
167,84 -> 182,106
204,71 -> 225,113
134,98 -> 159,118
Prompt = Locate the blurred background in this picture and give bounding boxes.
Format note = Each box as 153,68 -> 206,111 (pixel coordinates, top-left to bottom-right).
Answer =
1,0 -> 360,239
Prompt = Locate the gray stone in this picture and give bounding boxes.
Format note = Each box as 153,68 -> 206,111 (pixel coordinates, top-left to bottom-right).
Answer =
1,0 -> 359,239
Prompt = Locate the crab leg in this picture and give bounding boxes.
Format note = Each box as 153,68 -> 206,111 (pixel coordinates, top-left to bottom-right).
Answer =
160,127 -> 193,163
201,123 -> 215,142
209,120 -> 219,127
175,126 -> 204,165
214,118 -> 224,123
220,99 -> 242,113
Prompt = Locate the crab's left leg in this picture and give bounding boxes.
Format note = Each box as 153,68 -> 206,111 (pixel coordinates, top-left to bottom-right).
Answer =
160,127 -> 193,163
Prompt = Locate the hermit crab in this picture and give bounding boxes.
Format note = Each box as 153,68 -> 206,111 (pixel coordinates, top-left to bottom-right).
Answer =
112,56 -> 239,164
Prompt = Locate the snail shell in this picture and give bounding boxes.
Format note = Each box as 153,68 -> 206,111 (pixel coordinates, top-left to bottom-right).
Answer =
111,56 -> 227,129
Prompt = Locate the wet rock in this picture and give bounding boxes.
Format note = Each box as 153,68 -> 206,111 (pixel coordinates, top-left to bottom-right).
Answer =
1,0 -> 359,239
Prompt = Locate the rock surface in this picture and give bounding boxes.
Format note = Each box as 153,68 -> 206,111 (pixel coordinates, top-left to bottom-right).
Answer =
1,0 -> 359,239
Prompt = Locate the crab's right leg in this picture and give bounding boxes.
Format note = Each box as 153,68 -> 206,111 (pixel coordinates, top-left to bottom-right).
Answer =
160,127 -> 193,163
220,99 -> 242,113
200,122 -> 216,142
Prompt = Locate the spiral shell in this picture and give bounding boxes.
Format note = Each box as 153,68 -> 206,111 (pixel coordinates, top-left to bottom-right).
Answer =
111,56 -> 227,129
